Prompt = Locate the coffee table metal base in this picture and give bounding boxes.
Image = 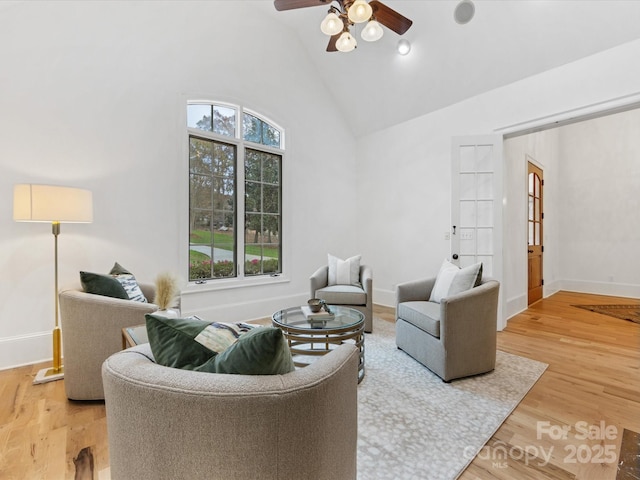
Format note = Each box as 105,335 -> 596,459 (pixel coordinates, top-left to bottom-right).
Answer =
272,308 -> 365,383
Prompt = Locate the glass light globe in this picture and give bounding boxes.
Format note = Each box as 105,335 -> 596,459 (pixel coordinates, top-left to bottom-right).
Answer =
361,20 -> 383,42
320,12 -> 343,36
336,31 -> 357,52
347,0 -> 372,24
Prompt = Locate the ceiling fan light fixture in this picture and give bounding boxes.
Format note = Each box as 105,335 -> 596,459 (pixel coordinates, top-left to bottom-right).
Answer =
347,0 -> 372,24
320,12 -> 343,36
361,19 -> 383,42
336,31 -> 357,52
397,38 -> 411,55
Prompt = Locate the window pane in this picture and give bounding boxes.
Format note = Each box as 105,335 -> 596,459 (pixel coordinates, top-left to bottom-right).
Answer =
245,182 -> 260,212
212,143 -> 235,178
243,113 -> 261,143
263,155 -> 280,184
187,104 -> 212,131
213,105 -> 236,137
263,185 -> 279,213
263,124 -> 281,148
190,174 -> 212,210
190,137 -> 213,174
528,173 -> 534,195
245,149 -> 261,181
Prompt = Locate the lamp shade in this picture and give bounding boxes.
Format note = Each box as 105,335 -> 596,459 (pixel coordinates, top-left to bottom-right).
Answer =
347,0 -> 372,24
336,31 -> 357,52
361,20 -> 384,42
320,12 -> 343,36
13,184 -> 93,223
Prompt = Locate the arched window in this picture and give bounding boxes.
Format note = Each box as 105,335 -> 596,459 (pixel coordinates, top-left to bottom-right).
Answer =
187,102 -> 284,282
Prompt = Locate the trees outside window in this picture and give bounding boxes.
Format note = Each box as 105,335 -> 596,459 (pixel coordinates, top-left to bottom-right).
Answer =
187,102 -> 283,282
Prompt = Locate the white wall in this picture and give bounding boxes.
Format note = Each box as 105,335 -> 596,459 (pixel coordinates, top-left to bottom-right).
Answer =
0,2 -> 358,369
503,129 -> 562,316
357,39 -> 640,319
557,109 -> 640,297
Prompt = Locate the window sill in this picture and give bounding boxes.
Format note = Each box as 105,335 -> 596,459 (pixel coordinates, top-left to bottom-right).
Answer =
181,274 -> 290,296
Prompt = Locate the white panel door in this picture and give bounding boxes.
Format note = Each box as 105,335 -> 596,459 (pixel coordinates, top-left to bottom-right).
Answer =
451,135 -> 504,328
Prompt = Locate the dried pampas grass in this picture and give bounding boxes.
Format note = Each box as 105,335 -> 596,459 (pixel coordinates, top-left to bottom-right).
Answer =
153,272 -> 179,310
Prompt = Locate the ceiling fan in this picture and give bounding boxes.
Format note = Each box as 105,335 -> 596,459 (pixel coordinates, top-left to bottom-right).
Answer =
273,0 -> 413,53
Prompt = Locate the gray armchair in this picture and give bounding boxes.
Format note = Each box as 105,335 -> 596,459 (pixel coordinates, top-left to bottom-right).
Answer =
59,283 -> 158,400
395,277 -> 500,382
310,265 -> 373,333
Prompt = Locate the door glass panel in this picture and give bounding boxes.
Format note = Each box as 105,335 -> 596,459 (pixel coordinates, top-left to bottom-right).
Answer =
534,198 -> 541,221
477,200 -> 493,227
459,146 -> 476,173
476,145 -> 493,171
477,173 -> 493,199
477,228 -> 493,254
459,201 -> 476,226
459,174 -> 476,200
528,173 -> 534,194
534,223 -> 540,245
528,222 -> 534,245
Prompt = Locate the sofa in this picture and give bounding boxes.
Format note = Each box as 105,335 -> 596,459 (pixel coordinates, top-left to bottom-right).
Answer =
396,276 -> 500,382
102,342 -> 359,480
59,283 -> 158,400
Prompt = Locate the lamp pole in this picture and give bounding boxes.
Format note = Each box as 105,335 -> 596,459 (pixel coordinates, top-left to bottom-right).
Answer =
52,221 -> 62,374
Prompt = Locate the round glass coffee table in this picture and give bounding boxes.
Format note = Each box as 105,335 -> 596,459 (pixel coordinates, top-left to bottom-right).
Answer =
272,306 -> 365,383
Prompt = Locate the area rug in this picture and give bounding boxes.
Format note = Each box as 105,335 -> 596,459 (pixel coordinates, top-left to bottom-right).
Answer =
357,318 -> 548,480
573,304 -> 640,324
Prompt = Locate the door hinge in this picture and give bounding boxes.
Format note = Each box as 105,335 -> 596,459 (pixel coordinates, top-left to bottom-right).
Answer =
541,279 -> 544,286
541,212 -> 544,219
541,245 -> 544,253
541,179 -> 545,186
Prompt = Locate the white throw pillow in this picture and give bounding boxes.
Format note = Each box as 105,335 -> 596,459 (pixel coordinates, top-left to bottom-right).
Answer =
429,259 -> 459,303
429,259 -> 483,303
328,254 -> 361,286
448,262 -> 483,297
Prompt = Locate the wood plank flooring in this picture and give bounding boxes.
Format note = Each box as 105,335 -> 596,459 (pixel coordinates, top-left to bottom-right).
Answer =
0,291 -> 638,479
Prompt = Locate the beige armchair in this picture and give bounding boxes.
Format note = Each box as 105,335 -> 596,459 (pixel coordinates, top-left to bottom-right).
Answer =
102,343 -> 359,480
395,277 -> 500,382
59,283 -> 158,400
310,264 -> 373,333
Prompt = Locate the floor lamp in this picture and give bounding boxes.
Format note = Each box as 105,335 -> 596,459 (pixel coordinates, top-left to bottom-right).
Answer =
13,184 -> 93,385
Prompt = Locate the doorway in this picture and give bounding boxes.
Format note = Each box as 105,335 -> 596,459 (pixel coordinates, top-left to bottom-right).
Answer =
527,162 -> 543,305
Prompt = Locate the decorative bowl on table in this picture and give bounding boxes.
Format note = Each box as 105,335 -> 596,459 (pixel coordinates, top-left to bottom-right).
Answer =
307,298 -> 324,313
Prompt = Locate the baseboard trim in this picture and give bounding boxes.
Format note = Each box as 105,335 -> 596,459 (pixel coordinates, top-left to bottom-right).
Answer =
560,279 -> 640,299
374,288 -> 396,309
505,294 -> 528,320
0,331 -> 51,372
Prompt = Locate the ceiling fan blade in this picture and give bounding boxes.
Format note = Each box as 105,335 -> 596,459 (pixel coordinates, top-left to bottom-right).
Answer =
274,0 -> 332,11
369,0 -> 413,35
326,33 -> 339,52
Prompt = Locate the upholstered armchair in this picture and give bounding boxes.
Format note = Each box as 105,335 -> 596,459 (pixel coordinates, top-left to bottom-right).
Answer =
395,276 -> 500,382
59,283 -> 158,400
102,343 -> 359,480
310,264 -> 373,333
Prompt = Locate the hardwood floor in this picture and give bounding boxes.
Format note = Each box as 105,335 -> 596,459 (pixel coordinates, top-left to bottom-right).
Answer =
0,291 -> 638,479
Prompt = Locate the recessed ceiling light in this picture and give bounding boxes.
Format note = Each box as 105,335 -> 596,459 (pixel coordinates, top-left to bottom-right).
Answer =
454,0 -> 475,25
397,39 -> 411,55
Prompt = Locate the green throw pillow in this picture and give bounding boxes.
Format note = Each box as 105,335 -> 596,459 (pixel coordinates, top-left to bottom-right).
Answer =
146,314 -> 265,371
80,271 -> 129,299
196,326 -> 295,375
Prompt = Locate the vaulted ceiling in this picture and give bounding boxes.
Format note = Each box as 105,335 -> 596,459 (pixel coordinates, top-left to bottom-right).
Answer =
257,0 -> 640,137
